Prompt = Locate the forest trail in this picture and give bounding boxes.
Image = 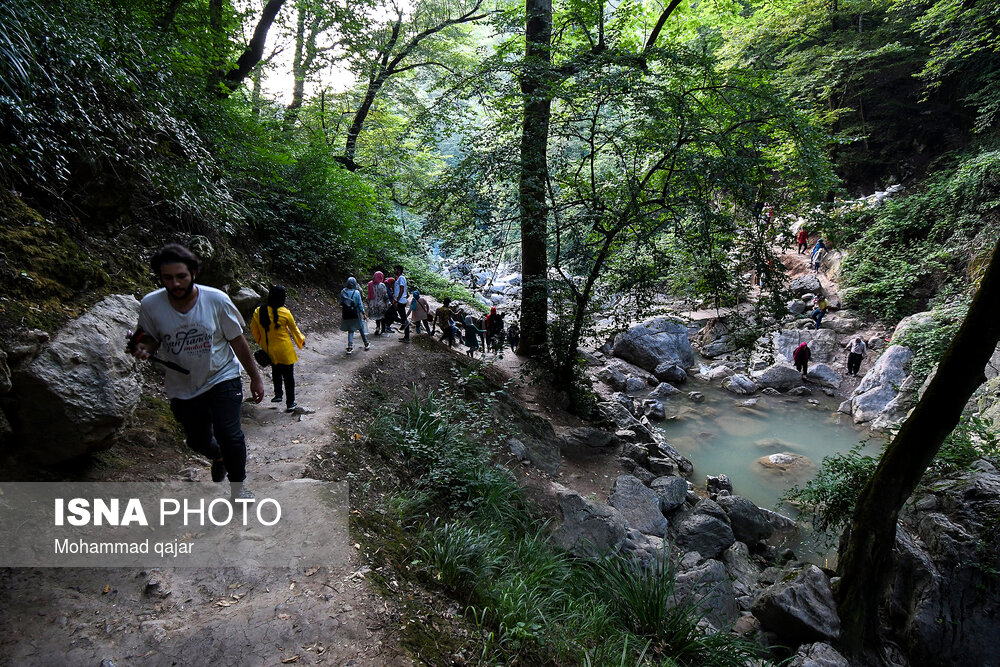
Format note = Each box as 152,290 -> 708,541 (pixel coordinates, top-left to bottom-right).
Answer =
0,328 -> 416,666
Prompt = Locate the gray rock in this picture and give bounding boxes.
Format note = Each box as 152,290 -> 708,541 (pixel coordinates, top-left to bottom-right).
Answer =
841,345 -> 912,427
625,376 -> 647,393
674,508 -> 735,559
620,442 -> 649,468
230,287 -> 261,320
739,398 -> 760,408
578,350 -> 605,367
706,474 -> 733,497
551,484 -> 628,557
761,387 -> 781,396
609,474 -> 669,537
651,476 -> 688,512
760,329 -> 840,365
756,453 -> 815,477
613,318 -> 695,374
868,336 -> 885,351
789,275 -> 823,296
824,316 -> 861,334
753,364 -> 805,391
630,465 -> 656,485
688,391 -> 705,402
885,460 -> 1000,665
654,362 -> 688,384
596,365 -> 628,391
788,385 -> 812,396
806,363 -> 841,388
649,382 -> 680,398
674,558 -> 739,630
700,336 -> 734,358
722,374 -> 758,395
788,643 -> 850,667
723,541 -> 763,599
752,564 -> 840,643
13,295 -> 142,461
599,402 -> 656,443
647,456 -> 679,477
706,365 -> 734,381
717,495 -> 773,544
657,440 -> 694,476
641,399 -> 665,421
556,427 -> 616,458
508,437 -> 528,461
611,391 -> 636,416
787,299 -> 808,315
608,358 -> 659,386
891,310 -> 935,343
760,507 -> 800,535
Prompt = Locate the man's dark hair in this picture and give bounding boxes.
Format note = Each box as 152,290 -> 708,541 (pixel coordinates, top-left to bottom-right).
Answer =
394,264 -> 404,274
151,244 -> 200,275
443,297 -> 451,306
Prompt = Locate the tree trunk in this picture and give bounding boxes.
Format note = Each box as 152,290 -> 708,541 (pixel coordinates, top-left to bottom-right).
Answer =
287,2 -> 307,121
517,0 -> 552,356
836,237 -> 1000,659
212,0 -> 285,95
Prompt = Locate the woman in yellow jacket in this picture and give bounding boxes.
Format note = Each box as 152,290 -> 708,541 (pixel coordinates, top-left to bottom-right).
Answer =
251,285 -> 305,412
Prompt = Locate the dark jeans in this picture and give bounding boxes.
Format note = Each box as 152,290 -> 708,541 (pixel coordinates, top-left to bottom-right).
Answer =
795,359 -> 808,375
396,302 -> 410,338
798,242 -> 807,254
170,378 -> 247,482
272,363 -> 295,406
847,352 -> 863,376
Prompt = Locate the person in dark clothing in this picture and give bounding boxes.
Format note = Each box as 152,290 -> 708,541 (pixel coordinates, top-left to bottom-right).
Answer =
793,341 -> 811,380
507,322 -> 520,352
485,307 -> 505,357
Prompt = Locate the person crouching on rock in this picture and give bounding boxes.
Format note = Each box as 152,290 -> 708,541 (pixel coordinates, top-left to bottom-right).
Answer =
793,341 -> 811,380
340,277 -> 370,354
130,243 -> 264,500
251,285 -> 305,413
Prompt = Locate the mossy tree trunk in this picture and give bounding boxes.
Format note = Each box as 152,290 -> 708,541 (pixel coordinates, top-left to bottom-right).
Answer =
517,0 -> 552,356
836,237 -> 1000,659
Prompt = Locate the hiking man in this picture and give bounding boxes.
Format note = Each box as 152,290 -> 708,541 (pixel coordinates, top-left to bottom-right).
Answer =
847,336 -> 867,377
392,264 -> 410,341
129,243 -> 264,500
435,298 -> 455,347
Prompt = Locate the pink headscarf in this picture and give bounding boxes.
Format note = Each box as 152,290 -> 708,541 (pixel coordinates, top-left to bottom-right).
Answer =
368,271 -> 383,301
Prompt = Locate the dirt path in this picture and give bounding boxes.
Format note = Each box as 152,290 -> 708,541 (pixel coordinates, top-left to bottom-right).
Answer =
0,328 -> 415,666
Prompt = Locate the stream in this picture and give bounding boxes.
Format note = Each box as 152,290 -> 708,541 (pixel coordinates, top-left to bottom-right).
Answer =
654,376 -> 882,565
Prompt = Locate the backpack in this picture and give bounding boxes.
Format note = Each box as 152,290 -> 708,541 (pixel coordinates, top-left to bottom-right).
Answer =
342,290 -> 359,320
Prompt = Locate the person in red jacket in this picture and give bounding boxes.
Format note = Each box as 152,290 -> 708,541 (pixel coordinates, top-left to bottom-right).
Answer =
796,227 -> 809,254
793,341 -> 811,380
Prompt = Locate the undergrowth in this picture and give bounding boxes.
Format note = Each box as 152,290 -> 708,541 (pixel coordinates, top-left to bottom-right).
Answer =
365,371 -> 763,666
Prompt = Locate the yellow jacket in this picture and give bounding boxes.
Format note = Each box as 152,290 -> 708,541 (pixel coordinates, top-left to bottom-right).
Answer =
251,306 -> 305,365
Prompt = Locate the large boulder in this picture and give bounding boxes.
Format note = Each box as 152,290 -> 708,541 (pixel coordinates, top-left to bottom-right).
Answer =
609,474 -> 669,537
788,643 -> 850,667
654,363 -> 688,384
751,564 -> 841,643
674,558 -> 739,630
595,365 -> 628,391
838,345 -> 912,427
674,501 -> 736,559
717,495 -> 773,544
723,541 -> 763,602
752,364 -> 804,391
649,382 -> 680,398
787,299 -> 808,315
613,318 -> 695,374
230,287 -> 262,321
598,401 -> 656,443
789,275 -> 823,296
13,295 -> 143,460
758,329 -> 840,365
805,363 -> 841,389
556,426 -> 616,458
722,374 -> 758,395
883,460 -> 1000,666
550,484 -> 628,557
650,476 -> 688,513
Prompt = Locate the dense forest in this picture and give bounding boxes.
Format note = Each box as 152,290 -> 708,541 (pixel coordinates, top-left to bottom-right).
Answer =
2,0 -> 999,664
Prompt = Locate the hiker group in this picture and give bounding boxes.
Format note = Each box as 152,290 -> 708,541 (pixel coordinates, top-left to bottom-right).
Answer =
340,265 -> 519,359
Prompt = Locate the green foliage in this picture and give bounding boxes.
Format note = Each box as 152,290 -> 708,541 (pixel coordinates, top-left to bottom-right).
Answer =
891,301 -> 968,386
930,417 -> 1000,477
372,385 -> 768,665
834,150 -> 1000,321
783,442 -> 881,533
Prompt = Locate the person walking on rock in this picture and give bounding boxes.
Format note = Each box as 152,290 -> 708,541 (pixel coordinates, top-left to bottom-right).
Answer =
847,336 -> 867,377
485,307 -> 504,357
340,277 -> 370,354
793,340 -> 811,380
435,298 -> 456,347
251,285 -> 305,413
796,227 -> 809,254
129,243 -> 263,500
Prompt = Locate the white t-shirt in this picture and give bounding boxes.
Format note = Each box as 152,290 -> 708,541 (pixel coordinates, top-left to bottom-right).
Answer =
849,339 -> 867,356
137,286 -> 245,400
393,274 -> 408,302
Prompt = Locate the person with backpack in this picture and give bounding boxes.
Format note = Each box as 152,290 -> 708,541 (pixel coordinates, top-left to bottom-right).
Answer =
435,298 -> 455,346
793,341 -> 811,380
340,277 -> 369,354
507,322 -> 520,352
251,285 -> 306,413
408,289 -> 432,334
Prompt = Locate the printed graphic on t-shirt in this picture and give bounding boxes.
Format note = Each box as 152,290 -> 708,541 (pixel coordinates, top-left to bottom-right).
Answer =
162,326 -> 213,357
